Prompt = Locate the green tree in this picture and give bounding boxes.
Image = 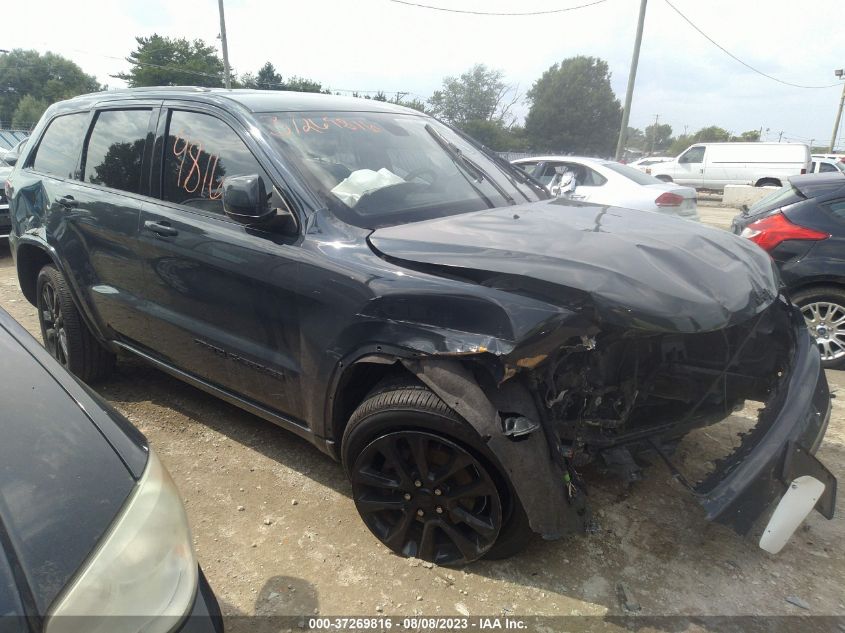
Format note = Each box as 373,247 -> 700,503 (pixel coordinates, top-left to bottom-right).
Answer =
625,127 -> 646,151
114,34 -> 225,87
525,56 -> 622,155
283,76 -> 327,93
645,122 -> 673,152
692,125 -> 731,143
255,62 -> 282,89
11,95 -> 49,128
733,129 -> 761,142
0,49 -> 100,125
427,64 -> 518,127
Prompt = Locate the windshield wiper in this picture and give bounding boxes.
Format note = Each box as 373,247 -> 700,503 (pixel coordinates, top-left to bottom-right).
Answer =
424,124 -> 516,206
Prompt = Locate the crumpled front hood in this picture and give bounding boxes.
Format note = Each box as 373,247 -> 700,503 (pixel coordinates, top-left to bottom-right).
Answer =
368,199 -> 779,333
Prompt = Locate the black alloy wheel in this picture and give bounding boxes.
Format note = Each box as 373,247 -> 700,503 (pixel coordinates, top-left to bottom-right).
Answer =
351,431 -> 502,565
38,278 -> 68,367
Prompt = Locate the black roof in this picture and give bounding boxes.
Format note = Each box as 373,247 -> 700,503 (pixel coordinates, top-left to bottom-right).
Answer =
52,87 -> 420,116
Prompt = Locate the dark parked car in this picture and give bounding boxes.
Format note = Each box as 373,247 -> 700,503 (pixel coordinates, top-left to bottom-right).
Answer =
0,307 -> 221,632
3,88 -> 836,564
0,162 -> 10,237
732,172 -> 845,368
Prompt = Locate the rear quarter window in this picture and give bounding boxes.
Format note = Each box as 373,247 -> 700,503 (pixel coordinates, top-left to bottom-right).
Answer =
825,200 -> 845,221
30,113 -> 89,179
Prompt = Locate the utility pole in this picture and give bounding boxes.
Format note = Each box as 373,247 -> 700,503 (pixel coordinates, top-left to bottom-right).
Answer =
778,131 -> 783,142
217,0 -> 232,89
649,114 -> 660,155
830,69 -> 845,152
615,0 -> 648,161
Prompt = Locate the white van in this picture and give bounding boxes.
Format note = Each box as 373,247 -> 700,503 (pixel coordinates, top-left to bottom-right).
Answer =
650,142 -> 810,191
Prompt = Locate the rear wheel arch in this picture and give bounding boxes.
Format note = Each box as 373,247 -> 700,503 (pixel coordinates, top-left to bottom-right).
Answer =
755,177 -> 782,187
16,242 -> 55,306
655,175 -> 673,183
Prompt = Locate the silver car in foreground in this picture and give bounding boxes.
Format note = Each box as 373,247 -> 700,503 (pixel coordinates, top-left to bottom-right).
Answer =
513,155 -> 699,221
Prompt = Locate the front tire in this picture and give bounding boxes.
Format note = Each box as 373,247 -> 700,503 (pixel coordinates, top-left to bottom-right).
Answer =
793,286 -> 845,369
36,265 -> 115,382
342,383 -> 532,565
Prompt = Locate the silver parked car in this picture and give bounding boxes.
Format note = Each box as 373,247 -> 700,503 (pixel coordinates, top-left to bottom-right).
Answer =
513,155 -> 699,221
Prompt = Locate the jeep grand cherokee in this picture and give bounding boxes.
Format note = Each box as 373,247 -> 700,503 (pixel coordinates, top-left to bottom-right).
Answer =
3,88 -> 836,565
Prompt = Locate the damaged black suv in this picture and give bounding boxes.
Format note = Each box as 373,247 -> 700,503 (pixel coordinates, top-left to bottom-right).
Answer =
4,88 -> 836,565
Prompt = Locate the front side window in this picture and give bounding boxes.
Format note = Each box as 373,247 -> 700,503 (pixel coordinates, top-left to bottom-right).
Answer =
31,113 -> 89,179
257,111 -> 541,228
679,146 -> 705,164
820,162 -> 838,173
82,109 -> 152,194
162,110 -> 271,214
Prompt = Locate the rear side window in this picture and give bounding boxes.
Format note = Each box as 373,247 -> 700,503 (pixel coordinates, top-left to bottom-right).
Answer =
746,184 -> 804,216
82,109 -> 152,194
820,162 -> 838,173
31,113 -> 88,178
826,200 -> 845,220
162,110 -> 270,214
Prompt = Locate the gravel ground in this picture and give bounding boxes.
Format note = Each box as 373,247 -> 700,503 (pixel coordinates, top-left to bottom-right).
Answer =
1,205 -> 843,627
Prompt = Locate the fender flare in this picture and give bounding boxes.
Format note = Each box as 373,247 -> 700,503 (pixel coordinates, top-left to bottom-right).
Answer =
400,356 -> 588,539
13,236 -> 111,346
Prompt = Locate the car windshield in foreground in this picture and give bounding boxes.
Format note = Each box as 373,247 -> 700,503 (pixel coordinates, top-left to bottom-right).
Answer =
603,161 -> 665,185
257,111 -> 540,228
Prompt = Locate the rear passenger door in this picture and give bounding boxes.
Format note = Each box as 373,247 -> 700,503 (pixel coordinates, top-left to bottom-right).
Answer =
62,104 -> 160,344
136,104 -> 305,422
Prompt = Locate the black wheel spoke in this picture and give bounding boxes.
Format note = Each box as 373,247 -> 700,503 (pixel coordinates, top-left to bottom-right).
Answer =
383,510 -> 415,549
431,452 -> 473,487
355,495 -> 405,514
409,434 -> 431,481
450,506 -> 497,538
439,521 -> 481,561
444,478 -> 493,502
379,437 -> 414,488
352,466 -> 401,490
418,520 -> 437,560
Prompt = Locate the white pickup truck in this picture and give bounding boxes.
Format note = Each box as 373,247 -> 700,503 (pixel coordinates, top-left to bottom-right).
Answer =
650,142 -> 810,191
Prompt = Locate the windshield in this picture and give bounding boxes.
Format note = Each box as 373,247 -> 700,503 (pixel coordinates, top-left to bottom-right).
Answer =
257,111 -> 542,228
603,162 -> 664,185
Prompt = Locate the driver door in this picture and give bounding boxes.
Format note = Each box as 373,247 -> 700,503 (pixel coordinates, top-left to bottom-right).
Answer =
674,146 -> 705,187
135,104 -> 307,422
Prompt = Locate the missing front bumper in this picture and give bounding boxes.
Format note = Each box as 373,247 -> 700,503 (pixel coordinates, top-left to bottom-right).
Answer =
696,312 -> 836,539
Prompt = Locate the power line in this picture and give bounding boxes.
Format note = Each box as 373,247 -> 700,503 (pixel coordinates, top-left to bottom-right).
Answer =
663,0 -> 840,90
387,0 -> 608,16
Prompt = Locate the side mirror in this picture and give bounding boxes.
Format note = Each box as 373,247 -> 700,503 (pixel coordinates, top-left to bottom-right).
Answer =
223,175 -> 274,225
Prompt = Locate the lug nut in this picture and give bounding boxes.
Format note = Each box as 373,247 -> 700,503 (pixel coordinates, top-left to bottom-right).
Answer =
403,493 -> 411,501
434,488 -> 442,496
436,506 -> 443,514
416,509 -> 425,517
414,480 -> 422,488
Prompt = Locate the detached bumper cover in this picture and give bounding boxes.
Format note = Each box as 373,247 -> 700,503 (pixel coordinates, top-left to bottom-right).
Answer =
698,310 -> 836,534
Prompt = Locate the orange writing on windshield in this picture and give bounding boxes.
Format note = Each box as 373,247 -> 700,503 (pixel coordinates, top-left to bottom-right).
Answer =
266,116 -> 382,138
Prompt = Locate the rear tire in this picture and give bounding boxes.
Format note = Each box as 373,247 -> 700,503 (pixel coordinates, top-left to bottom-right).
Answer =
36,265 -> 115,382
655,175 -> 673,183
792,286 -> 845,369
342,382 -> 533,564
755,178 -> 782,187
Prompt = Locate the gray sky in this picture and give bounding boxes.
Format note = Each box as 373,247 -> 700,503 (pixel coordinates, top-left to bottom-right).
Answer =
7,0 -> 845,147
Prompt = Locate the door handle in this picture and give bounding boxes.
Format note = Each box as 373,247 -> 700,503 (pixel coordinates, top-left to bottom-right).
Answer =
144,220 -> 179,237
570,194 -> 586,200
57,195 -> 78,209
